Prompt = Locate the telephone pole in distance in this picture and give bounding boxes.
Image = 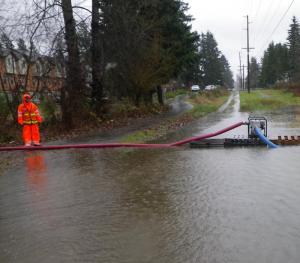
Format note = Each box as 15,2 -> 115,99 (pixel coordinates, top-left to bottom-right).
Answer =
242,15 -> 255,93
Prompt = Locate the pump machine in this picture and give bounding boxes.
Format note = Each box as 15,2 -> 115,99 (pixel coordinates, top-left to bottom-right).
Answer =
190,116 -> 299,148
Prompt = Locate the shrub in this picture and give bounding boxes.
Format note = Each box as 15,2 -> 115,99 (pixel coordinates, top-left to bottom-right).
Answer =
0,93 -> 10,123
39,97 -> 60,125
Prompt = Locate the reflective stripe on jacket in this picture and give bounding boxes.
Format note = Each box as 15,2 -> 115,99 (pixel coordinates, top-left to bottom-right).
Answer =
18,103 -> 42,125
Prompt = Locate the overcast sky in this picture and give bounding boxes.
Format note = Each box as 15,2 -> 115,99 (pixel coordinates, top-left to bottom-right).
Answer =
186,0 -> 300,77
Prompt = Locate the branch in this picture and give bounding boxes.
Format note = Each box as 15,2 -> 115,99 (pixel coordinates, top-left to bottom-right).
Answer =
72,6 -> 92,14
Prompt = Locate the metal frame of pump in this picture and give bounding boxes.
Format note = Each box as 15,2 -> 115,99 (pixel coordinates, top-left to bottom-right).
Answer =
248,116 -> 268,139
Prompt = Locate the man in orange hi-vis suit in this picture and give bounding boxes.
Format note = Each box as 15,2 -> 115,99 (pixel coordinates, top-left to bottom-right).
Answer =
18,94 -> 43,146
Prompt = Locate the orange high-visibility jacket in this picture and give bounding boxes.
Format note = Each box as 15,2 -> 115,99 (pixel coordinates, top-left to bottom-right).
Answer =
18,94 -> 42,125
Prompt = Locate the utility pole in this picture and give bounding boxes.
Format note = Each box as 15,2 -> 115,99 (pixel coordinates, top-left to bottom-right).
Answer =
242,65 -> 245,91
243,15 -> 254,93
246,15 -> 250,93
239,52 -> 242,90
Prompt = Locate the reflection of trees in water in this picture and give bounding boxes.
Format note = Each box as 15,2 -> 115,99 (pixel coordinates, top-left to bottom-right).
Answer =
106,149 -> 179,216
99,149 -> 210,263
0,156 -> 12,176
0,153 -> 24,176
68,149 -> 99,174
61,148 -> 206,262
100,149 -> 184,262
67,148 -> 179,217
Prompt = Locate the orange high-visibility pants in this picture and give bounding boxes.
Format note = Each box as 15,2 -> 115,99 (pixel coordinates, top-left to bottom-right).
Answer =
23,124 -> 40,145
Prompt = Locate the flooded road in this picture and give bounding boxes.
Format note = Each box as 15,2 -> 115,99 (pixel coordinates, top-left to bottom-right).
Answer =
2,91 -> 300,263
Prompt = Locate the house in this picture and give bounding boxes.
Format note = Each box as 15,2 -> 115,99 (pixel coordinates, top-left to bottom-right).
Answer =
0,48 -> 65,97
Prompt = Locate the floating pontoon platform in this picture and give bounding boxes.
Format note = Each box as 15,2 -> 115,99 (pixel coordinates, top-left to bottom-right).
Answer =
190,136 -> 300,148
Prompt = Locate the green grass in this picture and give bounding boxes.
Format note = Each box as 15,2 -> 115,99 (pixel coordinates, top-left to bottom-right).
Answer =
240,89 -> 300,112
189,103 -> 221,118
121,129 -> 158,143
188,94 -> 229,118
165,88 -> 190,99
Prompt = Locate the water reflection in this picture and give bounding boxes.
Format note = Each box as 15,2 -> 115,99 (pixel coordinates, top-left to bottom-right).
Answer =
25,152 -> 47,191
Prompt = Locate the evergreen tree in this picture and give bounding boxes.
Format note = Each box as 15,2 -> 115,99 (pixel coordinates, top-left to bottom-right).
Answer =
100,0 -> 200,104
152,0 -> 200,84
249,57 -> 260,89
260,42 -> 289,86
198,31 -> 222,86
220,54 -> 234,88
287,16 -> 300,81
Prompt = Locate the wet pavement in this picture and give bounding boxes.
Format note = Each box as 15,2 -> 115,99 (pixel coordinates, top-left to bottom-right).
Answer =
1,91 -> 300,263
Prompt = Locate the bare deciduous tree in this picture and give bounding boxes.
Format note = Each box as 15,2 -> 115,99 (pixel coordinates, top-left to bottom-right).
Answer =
60,0 -> 86,128
91,0 -> 103,114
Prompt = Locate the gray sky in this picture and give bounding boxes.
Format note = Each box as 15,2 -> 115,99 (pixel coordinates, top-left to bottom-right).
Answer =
186,0 -> 300,77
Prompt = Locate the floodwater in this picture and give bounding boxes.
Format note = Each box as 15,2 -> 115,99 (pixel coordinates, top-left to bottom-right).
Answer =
1,91 -> 300,263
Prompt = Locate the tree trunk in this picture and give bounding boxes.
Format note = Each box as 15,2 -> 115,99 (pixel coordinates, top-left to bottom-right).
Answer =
156,85 -> 164,105
61,0 -> 86,128
143,90 -> 154,105
91,0 -> 104,114
135,92 -> 141,107
0,75 -> 16,122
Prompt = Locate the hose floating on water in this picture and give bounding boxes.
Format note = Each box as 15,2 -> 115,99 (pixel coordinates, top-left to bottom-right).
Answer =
0,122 -> 247,152
170,122 -> 246,146
254,127 -> 278,149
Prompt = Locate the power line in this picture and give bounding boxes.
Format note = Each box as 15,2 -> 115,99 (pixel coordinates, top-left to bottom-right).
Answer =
249,0 -> 254,18
239,52 -> 243,90
253,0 -> 263,21
255,0 -> 277,41
246,15 -> 251,93
258,0 -> 295,55
256,0 -> 282,43
255,0 -> 282,49
242,65 -> 245,90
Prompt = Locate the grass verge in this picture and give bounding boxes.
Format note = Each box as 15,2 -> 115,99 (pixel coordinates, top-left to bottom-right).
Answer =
188,90 -> 229,118
165,88 -> 190,99
240,89 -> 300,112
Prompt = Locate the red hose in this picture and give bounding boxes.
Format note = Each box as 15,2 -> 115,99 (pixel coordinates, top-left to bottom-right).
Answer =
170,121 -> 246,146
0,143 -> 171,151
0,122 -> 246,152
